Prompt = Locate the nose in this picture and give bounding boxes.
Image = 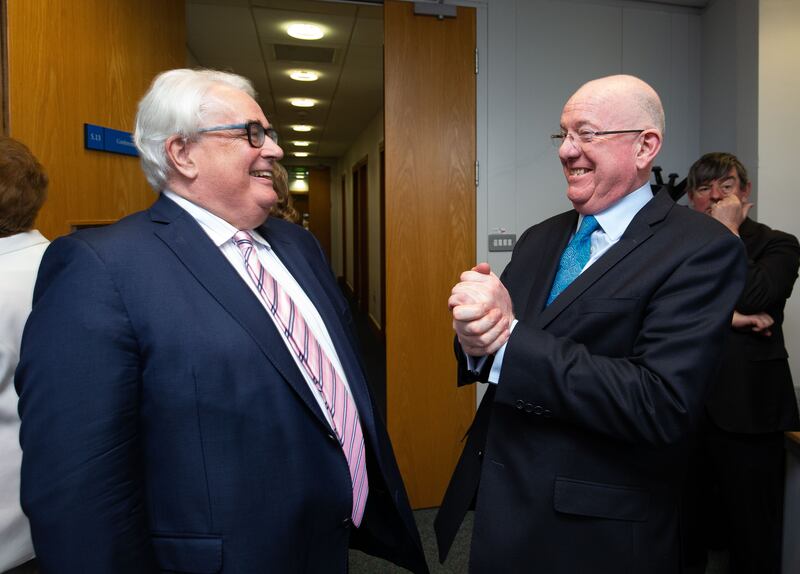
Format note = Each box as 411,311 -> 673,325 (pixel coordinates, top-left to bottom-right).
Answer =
708,184 -> 724,200
262,138 -> 284,161
558,135 -> 581,162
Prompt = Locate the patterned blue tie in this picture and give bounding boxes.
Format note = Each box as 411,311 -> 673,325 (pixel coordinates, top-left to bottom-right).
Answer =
546,215 -> 600,305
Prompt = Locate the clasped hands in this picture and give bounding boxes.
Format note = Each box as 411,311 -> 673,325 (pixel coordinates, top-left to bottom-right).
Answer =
448,263 -> 515,356
732,310 -> 774,337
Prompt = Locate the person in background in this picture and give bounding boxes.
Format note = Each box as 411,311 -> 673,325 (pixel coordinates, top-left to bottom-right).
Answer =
270,162 -> 300,224
15,68 -> 427,574
0,135 -> 48,574
434,75 -> 746,573
684,152 -> 799,574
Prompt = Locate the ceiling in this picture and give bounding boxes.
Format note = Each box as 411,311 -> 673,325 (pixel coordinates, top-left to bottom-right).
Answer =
186,0 -> 709,164
186,0 -> 383,162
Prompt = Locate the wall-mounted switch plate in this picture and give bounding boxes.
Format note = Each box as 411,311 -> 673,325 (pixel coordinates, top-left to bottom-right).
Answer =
488,233 -> 516,252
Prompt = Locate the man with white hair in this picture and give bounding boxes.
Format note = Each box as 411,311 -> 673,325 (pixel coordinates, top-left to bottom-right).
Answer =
435,75 -> 746,573
16,69 -> 428,574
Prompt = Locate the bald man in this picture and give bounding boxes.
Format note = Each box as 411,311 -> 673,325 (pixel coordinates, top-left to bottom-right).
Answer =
434,75 -> 747,573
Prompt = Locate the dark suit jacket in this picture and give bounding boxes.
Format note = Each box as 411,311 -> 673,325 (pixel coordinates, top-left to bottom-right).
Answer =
15,195 -> 428,574
705,217 -> 800,433
435,190 -> 746,573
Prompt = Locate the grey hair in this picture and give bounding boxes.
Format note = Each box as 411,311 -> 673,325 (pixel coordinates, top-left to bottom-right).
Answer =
134,68 -> 256,191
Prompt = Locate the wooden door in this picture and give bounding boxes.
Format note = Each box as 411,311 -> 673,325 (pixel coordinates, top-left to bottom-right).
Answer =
308,166 -> 331,263
384,0 -> 476,508
352,158 -> 369,313
6,0 -> 184,240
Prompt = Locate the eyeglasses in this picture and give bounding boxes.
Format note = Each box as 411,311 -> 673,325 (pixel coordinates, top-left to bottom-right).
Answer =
196,121 -> 278,148
691,178 -> 740,197
550,129 -> 644,148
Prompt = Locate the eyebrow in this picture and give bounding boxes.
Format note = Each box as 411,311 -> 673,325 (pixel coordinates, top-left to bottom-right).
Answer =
698,175 -> 737,187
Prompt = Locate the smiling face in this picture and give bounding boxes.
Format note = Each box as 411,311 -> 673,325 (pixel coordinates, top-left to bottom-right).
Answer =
557,76 -> 662,215
177,85 -> 284,229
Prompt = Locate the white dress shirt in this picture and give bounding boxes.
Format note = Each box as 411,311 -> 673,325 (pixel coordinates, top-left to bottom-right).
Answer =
0,229 -> 48,570
163,191 -> 355,427
483,183 -> 654,383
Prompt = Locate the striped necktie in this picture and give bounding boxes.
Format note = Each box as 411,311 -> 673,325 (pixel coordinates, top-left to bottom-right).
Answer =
547,214 -> 600,305
233,231 -> 368,526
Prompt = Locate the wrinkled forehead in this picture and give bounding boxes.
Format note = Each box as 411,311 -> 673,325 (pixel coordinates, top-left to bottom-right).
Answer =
206,84 -> 269,125
561,88 -> 632,128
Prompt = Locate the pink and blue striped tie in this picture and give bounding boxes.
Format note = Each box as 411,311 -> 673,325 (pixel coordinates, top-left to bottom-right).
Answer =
233,231 -> 368,526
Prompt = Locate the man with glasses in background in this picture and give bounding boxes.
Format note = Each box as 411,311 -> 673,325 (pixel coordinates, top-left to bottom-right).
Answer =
683,152 -> 799,574
435,75 -> 746,573
15,68 -> 427,574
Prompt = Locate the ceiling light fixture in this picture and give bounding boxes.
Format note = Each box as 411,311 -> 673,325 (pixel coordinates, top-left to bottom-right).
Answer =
293,152 -> 310,157
286,23 -> 325,41
289,70 -> 320,82
290,179 -> 309,193
292,141 -> 311,147
291,125 -> 312,132
290,98 -> 316,108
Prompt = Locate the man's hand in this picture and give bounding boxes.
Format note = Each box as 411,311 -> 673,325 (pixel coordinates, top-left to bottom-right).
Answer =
448,263 -> 515,356
731,310 -> 774,337
709,195 -> 753,235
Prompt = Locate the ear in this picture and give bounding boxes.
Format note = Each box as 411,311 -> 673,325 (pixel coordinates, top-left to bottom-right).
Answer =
634,130 -> 662,171
165,135 -> 198,180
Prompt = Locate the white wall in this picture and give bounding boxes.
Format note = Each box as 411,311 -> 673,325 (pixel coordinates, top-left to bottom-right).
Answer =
483,0 -> 703,273
700,0 -> 759,206
758,0 -> 800,392
332,109 -> 384,326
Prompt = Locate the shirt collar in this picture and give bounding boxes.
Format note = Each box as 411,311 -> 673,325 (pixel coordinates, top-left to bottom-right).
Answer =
584,182 -> 653,240
162,190 -> 269,248
0,229 -> 49,256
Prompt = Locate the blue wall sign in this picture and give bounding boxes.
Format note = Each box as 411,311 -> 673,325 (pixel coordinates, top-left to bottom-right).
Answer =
83,124 -> 138,157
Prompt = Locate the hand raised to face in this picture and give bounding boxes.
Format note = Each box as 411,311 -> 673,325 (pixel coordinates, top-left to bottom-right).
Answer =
708,194 -> 753,235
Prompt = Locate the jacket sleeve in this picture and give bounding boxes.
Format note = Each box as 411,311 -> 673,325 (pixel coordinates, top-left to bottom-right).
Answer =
736,229 -> 800,315
494,230 -> 746,447
15,235 -> 157,573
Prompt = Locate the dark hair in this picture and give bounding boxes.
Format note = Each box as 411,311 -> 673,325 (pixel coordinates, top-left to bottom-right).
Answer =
0,136 -> 48,236
270,162 -> 300,224
687,152 -> 749,192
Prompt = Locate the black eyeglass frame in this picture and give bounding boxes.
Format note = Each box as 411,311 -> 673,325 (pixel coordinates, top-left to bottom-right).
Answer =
196,121 -> 279,148
550,129 -> 645,147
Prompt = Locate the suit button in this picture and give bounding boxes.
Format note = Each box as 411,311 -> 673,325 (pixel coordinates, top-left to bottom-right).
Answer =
515,399 -> 525,410
524,402 -> 534,413
477,450 -> 484,458
533,405 -> 544,415
543,409 -> 552,417
342,518 -> 352,529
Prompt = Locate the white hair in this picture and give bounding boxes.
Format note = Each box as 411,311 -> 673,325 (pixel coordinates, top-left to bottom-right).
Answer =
134,68 -> 256,191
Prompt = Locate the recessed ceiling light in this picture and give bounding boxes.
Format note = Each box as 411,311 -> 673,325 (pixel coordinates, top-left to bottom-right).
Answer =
291,125 -> 313,132
292,141 -> 311,147
289,70 -> 320,82
293,152 -> 310,157
290,179 -> 309,192
286,23 -> 325,41
290,98 -> 316,108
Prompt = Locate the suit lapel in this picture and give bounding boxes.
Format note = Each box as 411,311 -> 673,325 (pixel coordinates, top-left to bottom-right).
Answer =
149,196 -> 330,430
260,221 -> 377,435
536,190 -> 673,329
520,211 -> 576,319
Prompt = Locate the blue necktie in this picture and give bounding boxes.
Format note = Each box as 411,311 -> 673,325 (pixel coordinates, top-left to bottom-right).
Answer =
547,215 -> 600,305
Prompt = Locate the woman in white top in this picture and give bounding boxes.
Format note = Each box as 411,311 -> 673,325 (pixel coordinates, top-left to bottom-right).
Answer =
0,135 -> 48,574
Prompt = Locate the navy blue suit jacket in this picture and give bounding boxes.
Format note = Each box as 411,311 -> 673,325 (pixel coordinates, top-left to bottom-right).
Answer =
16,195 -> 427,573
